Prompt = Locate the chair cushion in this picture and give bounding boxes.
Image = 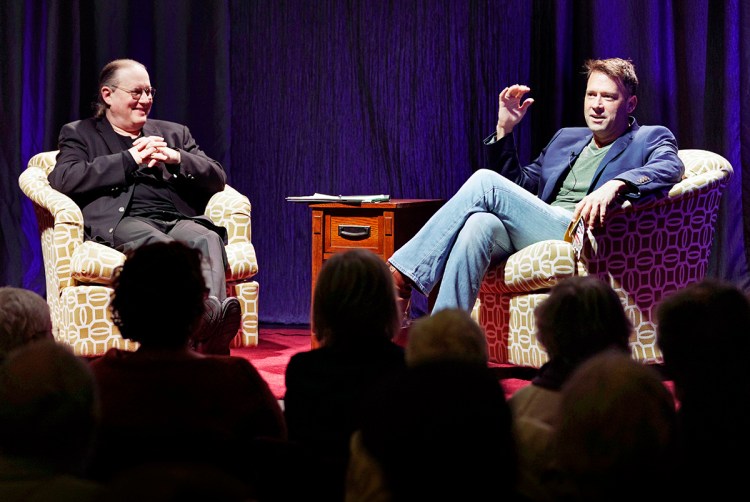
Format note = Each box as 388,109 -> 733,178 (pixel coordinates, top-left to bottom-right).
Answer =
71,241 -> 126,285
480,240 -> 581,295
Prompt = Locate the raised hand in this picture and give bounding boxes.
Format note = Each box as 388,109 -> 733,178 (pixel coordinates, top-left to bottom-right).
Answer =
496,84 -> 534,139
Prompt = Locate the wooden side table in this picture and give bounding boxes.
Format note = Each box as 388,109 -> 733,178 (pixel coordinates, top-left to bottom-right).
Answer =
307,198 -> 444,346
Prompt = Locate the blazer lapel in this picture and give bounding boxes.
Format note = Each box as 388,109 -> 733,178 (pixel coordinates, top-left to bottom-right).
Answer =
96,118 -> 125,155
592,119 -> 640,181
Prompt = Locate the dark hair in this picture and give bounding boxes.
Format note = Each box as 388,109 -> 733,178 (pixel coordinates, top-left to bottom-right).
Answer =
584,58 -> 639,97
110,241 -> 206,347
93,58 -> 146,118
553,350 -> 676,501
656,279 -> 750,388
0,340 -> 100,473
534,275 -> 632,363
311,249 -> 399,346
358,361 -> 517,500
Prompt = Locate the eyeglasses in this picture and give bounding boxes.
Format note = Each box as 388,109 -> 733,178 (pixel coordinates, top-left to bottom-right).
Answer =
111,85 -> 156,100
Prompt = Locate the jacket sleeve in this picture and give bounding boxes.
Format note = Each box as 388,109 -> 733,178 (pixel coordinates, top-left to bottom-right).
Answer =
611,126 -> 684,200
482,130 -> 562,195
49,121 -> 137,197
164,123 -> 227,197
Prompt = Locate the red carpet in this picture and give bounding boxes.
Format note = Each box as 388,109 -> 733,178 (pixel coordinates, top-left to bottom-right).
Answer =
233,327 -> 675,402
232,325 -> 535,400
231,325 -> 312,400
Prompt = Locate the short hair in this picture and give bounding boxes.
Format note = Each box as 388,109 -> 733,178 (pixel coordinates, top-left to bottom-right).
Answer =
110,241 -> 206,347
406,308 -> 488,366
356,361 -> 517,500
94,58 -> 147,118
554,350 -> 675,500
0,286 -> 53,360
312,249 -> 400,346
534,276 -> 632,364
0,340 -> 100,473
656,279 -> 750,389
584,58 -> 639,97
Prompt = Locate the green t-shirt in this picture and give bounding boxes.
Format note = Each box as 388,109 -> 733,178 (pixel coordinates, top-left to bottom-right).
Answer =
551,140 -> 613,211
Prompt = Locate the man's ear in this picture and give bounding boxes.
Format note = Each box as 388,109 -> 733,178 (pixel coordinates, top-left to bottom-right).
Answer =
626,95 -> 637,114
101,87 -> 114,106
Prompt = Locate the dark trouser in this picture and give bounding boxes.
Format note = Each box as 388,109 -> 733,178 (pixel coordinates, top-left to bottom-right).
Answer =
113,216 -> 229,300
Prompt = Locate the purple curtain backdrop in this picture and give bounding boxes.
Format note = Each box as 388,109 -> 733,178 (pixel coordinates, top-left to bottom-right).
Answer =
2,0 -> 747,325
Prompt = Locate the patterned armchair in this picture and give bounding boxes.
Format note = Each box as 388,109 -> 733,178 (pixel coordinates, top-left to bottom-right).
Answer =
18,150 -> 260,356
474,149 -> 733,368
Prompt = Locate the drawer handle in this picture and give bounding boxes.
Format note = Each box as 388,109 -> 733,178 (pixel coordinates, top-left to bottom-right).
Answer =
338,225 -> 371,240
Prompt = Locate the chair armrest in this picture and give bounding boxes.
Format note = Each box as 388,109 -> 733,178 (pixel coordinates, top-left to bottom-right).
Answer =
19,162 -> 85,291
205,185 -> 252,245
19,165 -> 84,227
584,165 -> 732,286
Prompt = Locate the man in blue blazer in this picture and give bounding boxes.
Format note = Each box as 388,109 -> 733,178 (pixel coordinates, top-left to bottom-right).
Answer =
48,59 -> 239,355
387,58 -> 684,318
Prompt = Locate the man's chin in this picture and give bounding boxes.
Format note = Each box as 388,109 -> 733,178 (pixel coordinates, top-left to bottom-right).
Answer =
131,115 -> 148,126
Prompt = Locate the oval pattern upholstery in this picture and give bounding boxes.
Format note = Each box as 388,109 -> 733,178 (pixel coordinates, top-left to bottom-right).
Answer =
19,151 -> 260,356
475,149 -> 733,368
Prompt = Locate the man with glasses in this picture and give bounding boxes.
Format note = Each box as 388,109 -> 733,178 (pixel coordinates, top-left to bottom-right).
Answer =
49,59 -> 239,355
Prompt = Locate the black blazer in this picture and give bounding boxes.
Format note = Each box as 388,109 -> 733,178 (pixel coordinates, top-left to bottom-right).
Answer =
49,117 -> 227,247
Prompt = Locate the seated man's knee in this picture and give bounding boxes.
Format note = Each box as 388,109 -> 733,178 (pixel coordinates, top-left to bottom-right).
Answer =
458,213 -> 505,247
471,168 -> 503,185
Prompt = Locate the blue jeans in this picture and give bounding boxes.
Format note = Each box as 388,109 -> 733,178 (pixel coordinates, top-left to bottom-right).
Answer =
388,169 -> 573,313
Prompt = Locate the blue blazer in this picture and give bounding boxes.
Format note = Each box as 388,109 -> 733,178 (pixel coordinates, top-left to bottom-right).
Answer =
484,119 -> 685,204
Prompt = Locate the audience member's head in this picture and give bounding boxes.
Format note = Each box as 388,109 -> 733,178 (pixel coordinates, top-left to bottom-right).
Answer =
350,360 -> 518,501
0,340 -> 100,475
654,279 -> 750,498
312,249 -> 400,346
405,308 -> 488,366
656,278 -> 750,398
551,350 -> 676,501
0,286 -> 53,360
535,275 -> 632,365
110,241 -> 207,348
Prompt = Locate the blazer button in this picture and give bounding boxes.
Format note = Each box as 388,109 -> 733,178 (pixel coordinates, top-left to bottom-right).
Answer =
108,228 -> 114,233
118,207 -> 125,212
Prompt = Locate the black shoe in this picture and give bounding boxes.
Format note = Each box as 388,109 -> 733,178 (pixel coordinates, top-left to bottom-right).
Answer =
192,296 -> 241,355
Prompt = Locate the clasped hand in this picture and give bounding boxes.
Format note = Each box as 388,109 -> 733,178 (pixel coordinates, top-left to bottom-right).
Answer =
130,136 -> 180,167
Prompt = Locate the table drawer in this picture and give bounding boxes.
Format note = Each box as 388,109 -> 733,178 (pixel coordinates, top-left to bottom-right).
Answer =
326,214 -> 383,254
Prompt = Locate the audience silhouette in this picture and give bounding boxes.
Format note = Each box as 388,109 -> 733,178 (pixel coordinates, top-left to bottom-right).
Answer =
283,248 -> 406,501
405,307 -> 488,367
508,275 -> 632,502
87,241 -> 286,493
0,287 -> 54,361
9,244 -> 745,501
0,340 -> 106,501
347,360 -> 520,501
655,278 -> 750,499
548,350 -> 676,502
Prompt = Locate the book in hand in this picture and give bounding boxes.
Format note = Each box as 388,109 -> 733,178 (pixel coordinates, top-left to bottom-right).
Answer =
286,193 -> 390,203
563,216 -> 598,259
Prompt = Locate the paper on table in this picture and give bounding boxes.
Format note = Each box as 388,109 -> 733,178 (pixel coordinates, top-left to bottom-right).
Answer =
286,193 -> 390,203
